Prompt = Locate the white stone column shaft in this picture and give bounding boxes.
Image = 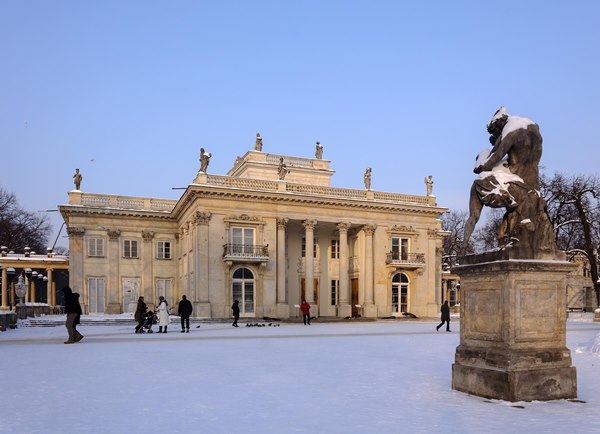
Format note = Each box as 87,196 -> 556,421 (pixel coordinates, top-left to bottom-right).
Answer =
1,267 -> 7,309
277,218 -> 288,304
303,220 -> 317,303
363,224 -> 376,305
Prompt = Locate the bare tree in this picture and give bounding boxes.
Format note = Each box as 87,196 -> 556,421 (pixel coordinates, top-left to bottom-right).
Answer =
441,210 -> 473,259
471,209 -> 505,253
542,173 -> 600,305
0,187 -> 51,253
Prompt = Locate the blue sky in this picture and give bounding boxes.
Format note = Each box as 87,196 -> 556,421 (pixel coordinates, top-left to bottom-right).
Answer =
2,1 -> 599,249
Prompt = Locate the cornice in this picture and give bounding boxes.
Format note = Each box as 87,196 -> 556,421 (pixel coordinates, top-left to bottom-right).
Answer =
60,206 -> 177,221
184,188 -> 447,216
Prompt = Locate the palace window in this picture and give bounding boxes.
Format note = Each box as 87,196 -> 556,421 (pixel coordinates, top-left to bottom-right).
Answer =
157,241 -> 171,259
331,279 -> 339,305
231,227 -> 255,255
88,277 -> 106,313
391,273 -> 409,313
156,279 -> 173,303
331,239 -> 340,259
232,267 -> 255,315
87,238 -> 104,257
123,240 -> 138,258
391,237 -> 409,261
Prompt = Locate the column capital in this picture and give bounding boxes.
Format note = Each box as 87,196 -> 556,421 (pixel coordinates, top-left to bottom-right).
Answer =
362,224 -> 377,236
66,226 -> 86,238
193,211 -> 212,225
336,222 -> 351,233
107,229 -> 121,240
142,231 -> 154,242
277,217 -> 289,229
303,219 -> 317,231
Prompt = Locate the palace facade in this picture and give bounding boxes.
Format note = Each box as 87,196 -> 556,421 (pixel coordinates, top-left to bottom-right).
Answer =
59,147 -> 447,319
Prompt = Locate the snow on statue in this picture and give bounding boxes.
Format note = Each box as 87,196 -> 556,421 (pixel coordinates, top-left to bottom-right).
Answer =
462,107 -> 559,259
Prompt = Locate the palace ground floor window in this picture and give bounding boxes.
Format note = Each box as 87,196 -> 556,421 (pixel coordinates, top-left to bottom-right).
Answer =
88,277 -> 106,313
232,267 -> 254,315
391,273 -> 409,314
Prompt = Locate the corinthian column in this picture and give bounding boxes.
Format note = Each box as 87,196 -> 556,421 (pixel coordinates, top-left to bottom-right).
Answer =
363,224 -> 377,317
194,211 -> 212,317
276,218 -> 289,318
303,220 -> 317,304
337,222 -> 351,318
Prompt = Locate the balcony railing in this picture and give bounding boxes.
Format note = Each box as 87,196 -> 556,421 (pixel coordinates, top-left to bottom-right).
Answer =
223,244 -> 269,262
385,252 -> 426,267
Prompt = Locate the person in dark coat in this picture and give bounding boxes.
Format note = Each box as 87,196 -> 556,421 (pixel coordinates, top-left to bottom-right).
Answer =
61,286 -> 79,344
231,300 -> 240,327
72,293 -> 84,342
436,300 -> 451,332
300,300 -> 311,325
134,296 -> 148,333
178,295 -> 193,333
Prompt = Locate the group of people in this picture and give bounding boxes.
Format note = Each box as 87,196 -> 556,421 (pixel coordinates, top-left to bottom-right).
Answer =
62,290 -> 450,339
134,295 -> 193,334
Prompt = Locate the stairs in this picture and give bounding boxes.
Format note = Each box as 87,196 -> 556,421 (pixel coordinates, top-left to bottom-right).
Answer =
22,316 -> 136,327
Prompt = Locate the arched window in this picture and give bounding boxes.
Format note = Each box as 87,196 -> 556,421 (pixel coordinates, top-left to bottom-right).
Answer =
391,273 -> 409,314
232,267 -> 255,315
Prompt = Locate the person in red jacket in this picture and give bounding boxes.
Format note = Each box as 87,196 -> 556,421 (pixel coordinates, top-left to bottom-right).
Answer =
300,300 -> 311,325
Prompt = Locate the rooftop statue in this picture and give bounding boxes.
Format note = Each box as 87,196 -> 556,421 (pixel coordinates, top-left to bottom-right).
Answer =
277,157 -> 289,180
315,142 -> 323,159
364,167 -> 372,190
425,175 -> 433,196
462,107 -> 558,259
73,168 -> 82,190
199,147 -> 212,173
255,133 -> 263,151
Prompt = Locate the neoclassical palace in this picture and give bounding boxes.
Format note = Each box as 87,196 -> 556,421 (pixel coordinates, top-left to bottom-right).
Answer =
59,144 -> 448,319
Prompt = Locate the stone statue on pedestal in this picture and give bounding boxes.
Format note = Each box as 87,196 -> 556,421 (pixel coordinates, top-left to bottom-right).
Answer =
451,107 -> 576,402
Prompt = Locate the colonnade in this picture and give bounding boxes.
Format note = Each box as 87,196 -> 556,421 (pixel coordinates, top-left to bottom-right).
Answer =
275,218 -> 376,318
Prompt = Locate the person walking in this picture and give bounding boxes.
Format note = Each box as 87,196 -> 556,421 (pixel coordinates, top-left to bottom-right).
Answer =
436,300 -> 451,332
72,292 -> 84,342
178,295 -> 193,333
61,286 -> 78,344
134,296 -> 148,333
300,300 -> 311,325
157,296 -> 170,333
231,300 -> 240,327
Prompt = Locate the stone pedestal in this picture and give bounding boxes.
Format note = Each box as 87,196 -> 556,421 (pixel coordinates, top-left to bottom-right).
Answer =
451,253 -> 577,401
193,302 -> 212,318
338,304 -> 352,318
276,303 -> 291,319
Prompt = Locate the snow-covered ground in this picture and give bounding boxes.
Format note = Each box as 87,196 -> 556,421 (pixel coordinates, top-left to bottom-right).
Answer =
2,317 -> 600,434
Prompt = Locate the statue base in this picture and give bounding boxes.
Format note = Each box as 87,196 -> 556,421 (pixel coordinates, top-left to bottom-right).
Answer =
451,253 -> 577,401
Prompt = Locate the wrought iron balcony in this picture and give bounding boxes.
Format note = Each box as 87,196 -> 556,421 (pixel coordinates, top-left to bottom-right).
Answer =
222,244 -> 269,263
385,251 -> 426,268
